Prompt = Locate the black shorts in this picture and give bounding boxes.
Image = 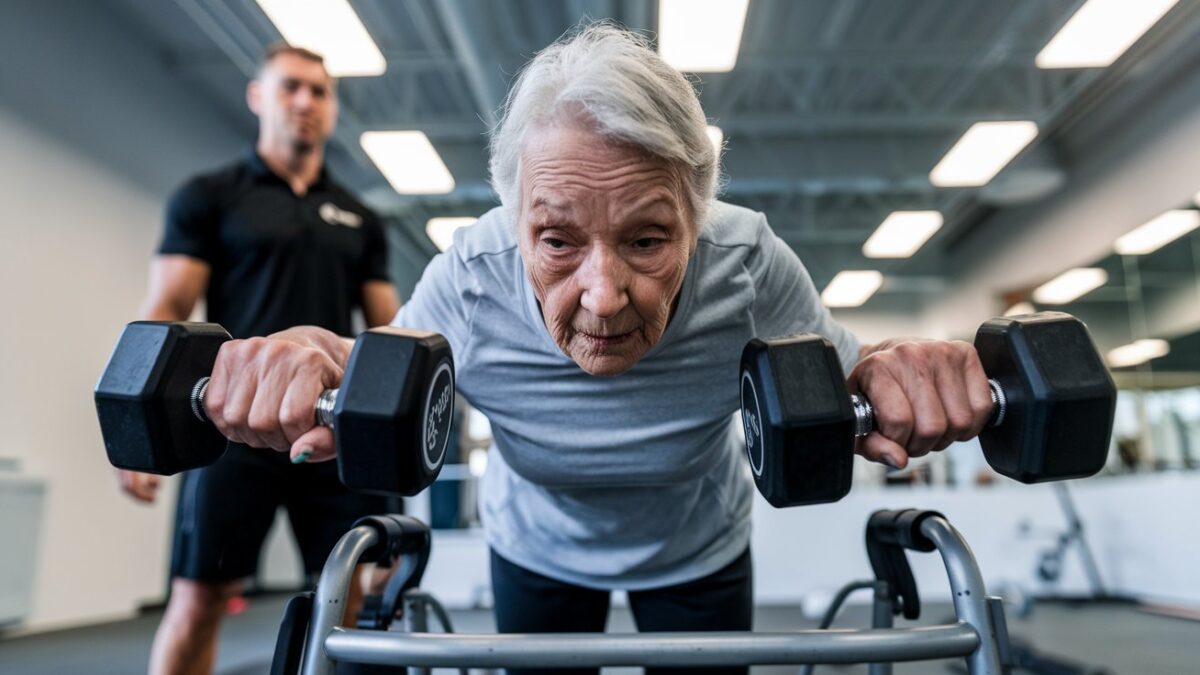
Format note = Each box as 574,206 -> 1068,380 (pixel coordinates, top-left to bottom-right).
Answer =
170,443 -> 395,582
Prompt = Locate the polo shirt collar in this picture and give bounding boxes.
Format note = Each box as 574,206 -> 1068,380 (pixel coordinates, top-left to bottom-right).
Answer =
244,147 -> 331,191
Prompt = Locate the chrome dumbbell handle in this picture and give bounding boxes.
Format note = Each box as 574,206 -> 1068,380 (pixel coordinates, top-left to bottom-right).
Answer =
849,378 -> 1006,438
190,376 -> 340,428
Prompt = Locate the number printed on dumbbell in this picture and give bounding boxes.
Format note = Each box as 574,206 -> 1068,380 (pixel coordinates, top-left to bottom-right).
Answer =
426,377 -> 451,453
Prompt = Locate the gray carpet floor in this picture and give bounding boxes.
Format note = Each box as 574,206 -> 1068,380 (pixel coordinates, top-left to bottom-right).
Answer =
1,597 -> 1196,674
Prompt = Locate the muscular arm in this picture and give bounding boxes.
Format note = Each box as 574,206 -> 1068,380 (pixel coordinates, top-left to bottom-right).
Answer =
361,280 -> 401,327
139,255 -> 211,321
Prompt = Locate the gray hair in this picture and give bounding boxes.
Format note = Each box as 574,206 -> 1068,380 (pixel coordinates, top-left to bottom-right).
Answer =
488,21 -> 721,225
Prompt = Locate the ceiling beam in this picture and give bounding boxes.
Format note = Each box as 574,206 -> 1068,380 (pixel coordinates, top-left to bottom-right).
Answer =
433,0 -> 507,127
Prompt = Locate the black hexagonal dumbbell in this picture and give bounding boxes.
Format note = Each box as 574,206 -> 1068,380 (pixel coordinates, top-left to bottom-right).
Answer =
94,321 -> 455,496
740,311 -> 1117,507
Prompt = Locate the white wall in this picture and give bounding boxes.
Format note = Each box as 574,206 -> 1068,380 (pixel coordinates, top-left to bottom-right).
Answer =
0,1 -> 250,631
0,106 -> 179,630
751,472 -> 1200,609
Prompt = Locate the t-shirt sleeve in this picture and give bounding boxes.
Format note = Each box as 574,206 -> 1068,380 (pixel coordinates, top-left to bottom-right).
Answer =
391,249 -> 475,358
360,210 -> 391,283
748,212 -> 861,374
158,178 -> 219,262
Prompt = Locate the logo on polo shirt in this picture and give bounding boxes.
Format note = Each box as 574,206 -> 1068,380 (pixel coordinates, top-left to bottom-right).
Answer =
319,202 -> 363,229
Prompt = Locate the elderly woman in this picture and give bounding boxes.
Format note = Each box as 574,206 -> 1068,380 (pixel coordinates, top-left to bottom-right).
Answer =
204,23 -> 994,675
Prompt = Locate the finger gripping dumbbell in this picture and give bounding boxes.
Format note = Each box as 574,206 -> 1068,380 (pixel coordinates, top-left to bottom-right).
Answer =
740,312 -> 1117,508
94,321 -> 455,496
849,377 -> 1008,437
189,376 -> 338,427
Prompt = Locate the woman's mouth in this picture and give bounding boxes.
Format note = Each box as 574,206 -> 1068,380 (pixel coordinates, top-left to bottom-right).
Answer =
576,329 -> 634,349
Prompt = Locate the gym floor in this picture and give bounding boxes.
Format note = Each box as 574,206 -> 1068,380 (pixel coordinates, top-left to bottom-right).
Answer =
1,596 -> 1195,674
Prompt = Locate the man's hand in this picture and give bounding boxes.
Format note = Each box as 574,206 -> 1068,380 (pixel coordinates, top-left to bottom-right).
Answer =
848,339 -> 994,469
203,326 -> 351,463
117,469 -> 161,502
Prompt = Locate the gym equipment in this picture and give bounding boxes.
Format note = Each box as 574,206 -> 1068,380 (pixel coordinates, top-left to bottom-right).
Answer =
740,312 -> 1117,507
94,321 -> 455,496
274,509 -> 1016,675
990,482 -> 1115,675
1033,483 -> 1105,592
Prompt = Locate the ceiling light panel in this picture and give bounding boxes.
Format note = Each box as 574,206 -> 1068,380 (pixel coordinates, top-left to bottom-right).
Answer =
821,271 -> 884,308
1107,339 -> 1170,368
1031,268 -> 1108,304
1036,0 -> 1179,69
706,126 -> 724,155
658,0 -> 750,72
256,0 -> 386,77
930,121 -> 1039,187
426,217 -> 477,252
1114,210 -> 1200,255
361,131 -> 455,195
1004,302 -> 1036,317
862,211 -> 944,259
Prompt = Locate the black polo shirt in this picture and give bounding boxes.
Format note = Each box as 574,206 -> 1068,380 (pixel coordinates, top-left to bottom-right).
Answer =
158,149 -> 389,338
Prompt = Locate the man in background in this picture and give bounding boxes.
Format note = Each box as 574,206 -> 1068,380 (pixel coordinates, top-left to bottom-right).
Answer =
116,44 -> 400,675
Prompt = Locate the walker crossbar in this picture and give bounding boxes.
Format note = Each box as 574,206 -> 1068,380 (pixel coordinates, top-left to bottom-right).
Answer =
295,513 -> 1007,675
323,624 -> 980,668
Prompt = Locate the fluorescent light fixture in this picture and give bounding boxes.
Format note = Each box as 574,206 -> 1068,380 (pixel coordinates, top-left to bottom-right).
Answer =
1004,301 -> 1036,317
256,0 -> 385,77
863,211 -> 944,259
930,121 -> 1039,187
1107,339 -> 1170,368
822,271 -> 884,308
658,0 -> 749,72
1032,268 -> 1108,304
1036,0 -> 1179,69
425,217 -> 476,252
1194,190 -> 1200,207
706,126 -> 724,155
361,131 -> 455,195
1114,210 -> 1200,255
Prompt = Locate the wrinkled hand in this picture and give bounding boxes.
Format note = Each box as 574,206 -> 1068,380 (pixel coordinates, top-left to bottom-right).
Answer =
847,339 -> 994,469
117,469 -> 160,503
203,326 -> 350,463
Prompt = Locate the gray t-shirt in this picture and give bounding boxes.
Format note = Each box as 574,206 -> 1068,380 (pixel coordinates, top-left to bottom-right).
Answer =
392,201 -> 859,589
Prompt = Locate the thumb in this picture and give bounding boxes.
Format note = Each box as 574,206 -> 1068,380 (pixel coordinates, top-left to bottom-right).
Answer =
289,426 -> 336,464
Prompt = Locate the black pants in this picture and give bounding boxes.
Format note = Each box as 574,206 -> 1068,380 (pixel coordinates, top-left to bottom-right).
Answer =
490,548 -> 754,675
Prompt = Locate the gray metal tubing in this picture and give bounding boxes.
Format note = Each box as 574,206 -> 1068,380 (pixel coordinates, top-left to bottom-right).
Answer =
868,582 -> 895,675
323,625 -> 979,668
301,525 -> 380,675
920,516 -> 1004,675
402,594 -> 430,675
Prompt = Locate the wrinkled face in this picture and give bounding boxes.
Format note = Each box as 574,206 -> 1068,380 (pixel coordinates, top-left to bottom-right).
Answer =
518,124 -> 697,376
248,53 -> 337,150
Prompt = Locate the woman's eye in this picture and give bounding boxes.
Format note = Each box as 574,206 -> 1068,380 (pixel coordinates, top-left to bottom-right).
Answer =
633,238 -> 663,250
542,238 -> 567,249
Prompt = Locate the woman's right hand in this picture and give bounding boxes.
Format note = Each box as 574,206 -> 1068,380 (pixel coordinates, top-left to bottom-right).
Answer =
203,326 -> 351,463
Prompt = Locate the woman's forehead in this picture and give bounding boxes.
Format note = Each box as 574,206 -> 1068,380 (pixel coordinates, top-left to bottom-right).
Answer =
521,128 -> 683,201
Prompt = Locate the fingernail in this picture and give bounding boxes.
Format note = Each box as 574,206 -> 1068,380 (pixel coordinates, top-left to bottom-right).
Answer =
882,455 -> 901,470
292,447 -> 312,464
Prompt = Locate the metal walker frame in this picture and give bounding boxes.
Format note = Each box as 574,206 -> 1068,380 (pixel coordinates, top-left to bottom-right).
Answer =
277,509 -> 1013,675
